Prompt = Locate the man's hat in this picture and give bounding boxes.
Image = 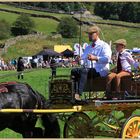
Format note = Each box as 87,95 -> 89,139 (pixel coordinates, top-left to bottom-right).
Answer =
114,39 -> 127,46
87,26 -> 100,34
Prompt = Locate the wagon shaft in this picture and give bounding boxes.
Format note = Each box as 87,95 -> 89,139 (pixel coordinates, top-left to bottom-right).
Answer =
94,100 -> 140,113
48,99 -> 140,115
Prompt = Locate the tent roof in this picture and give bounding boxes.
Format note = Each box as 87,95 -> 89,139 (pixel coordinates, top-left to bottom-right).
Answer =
61,49 -> 74,57
54,45 -> 72,53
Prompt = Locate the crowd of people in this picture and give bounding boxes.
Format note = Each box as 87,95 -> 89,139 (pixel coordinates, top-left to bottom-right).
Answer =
0,56 -> 81,71
0,54 -> 138,72
0,58 -> 16,71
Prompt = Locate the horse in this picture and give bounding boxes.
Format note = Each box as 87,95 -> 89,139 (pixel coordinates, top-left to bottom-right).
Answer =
0,82 -> 60,138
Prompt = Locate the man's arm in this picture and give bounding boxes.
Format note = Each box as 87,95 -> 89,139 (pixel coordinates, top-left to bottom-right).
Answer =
97,44 -> 112,64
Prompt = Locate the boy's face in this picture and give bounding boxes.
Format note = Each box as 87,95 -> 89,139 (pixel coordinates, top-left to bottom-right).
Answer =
115,44 -> 124,52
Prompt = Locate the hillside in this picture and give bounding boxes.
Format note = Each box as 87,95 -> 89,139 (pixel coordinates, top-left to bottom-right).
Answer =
2,24 -> 139,61
0,4 -> 70,19
0,3 -> 140,60
0,11 -> 58,35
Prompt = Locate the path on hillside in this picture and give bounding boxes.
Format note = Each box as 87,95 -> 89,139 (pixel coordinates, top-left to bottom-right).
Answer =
73,17 -> 140,29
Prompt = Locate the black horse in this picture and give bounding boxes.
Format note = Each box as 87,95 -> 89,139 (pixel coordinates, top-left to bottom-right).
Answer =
0,82 -> 60,138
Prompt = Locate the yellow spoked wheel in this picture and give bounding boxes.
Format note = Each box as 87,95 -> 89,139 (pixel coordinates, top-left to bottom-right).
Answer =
122,115 -> 140,139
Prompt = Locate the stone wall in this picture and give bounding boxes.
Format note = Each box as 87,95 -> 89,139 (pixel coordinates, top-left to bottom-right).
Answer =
0,33 -> 47,55
0,8 -> 60,22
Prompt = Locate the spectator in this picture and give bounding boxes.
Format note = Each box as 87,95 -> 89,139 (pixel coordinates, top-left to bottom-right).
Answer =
1,58 -> 5,70
11,58 -> 17,69
50,56 -> 57,77
17,57 -> 24,79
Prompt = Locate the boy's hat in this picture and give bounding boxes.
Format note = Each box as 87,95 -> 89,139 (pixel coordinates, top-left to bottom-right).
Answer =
114,39 -> 127,46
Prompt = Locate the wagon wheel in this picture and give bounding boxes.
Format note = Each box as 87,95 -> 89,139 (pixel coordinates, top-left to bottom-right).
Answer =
121,115 -> 140,139
64,112 -> 93,138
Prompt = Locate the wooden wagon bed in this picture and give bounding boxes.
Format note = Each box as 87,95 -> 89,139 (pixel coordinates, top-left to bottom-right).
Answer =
84,75 -> 140,95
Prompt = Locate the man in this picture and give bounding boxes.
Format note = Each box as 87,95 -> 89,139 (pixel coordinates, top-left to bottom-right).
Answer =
50,56 -> 57,77
17,57 -> 24,79
106,39 -> 140,98
71,26 -> 112,100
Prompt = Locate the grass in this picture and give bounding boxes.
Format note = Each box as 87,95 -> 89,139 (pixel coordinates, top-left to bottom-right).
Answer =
0,129 -> 22,138
97,24 -> 140,49
34,17 -> 58,34
2,37 -> 80,61
0,11 -> 59,35
0,11 -> 19,24
0,4 -> 71,19
79,16 -> 140,27
0,68 -> 71,97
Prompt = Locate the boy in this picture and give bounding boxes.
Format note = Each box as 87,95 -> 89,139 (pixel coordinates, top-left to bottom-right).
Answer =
106,39 -> 139,99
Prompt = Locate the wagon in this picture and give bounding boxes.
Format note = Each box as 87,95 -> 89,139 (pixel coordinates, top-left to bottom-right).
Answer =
47,71 -> 140,138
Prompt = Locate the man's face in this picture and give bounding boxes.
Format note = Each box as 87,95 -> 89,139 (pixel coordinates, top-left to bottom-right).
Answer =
115,44 -> 124,52
88,32 -> 98,42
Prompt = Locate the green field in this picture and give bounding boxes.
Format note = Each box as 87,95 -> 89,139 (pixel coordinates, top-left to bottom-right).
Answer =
0,68 -> 71,96
2,37 -> 80,61
0,11 -> 58,35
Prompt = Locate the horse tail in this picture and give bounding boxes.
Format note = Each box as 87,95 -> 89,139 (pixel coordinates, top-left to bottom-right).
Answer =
41,114 -> 60,138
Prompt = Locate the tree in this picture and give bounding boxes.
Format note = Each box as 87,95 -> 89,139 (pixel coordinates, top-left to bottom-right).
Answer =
0,20 -> 11,39
19,2 -> 82,13
11,14 -> 35,36
57,17 -> 78,38
94,2 -> 140,23
119,3 -> 134,22
94,3 -> 119,19
133,3 -> 140,23
118,3 -> 140,23
37,2 -> 49,8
